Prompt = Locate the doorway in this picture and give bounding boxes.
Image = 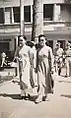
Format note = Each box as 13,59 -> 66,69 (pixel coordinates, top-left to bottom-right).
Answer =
0,42 -> 9,52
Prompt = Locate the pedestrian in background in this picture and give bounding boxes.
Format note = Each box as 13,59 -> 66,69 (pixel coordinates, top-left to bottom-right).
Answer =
61,51 -> 69,77
54,42 -> 64,75
66,42 -> 71,77
1,51 -> 7,67
26,40 -> 37,88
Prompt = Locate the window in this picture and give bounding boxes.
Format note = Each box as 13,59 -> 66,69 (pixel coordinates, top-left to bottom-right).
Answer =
24,6 -> 31,22
5,7 -> 11,24
0,42 -> 9,52
0,8 -> 4,23
60,4 -> 71,22
43,4 -> 54,21
13,7 -> 20,23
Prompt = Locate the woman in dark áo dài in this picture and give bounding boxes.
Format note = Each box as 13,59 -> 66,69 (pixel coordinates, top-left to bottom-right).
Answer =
35,34 -> 54,103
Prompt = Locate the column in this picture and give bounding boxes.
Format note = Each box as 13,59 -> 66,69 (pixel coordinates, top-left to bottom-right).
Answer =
15,36 -> 18,47
11,7 -> 14,23
20,0 -> 24,36
53,39 -> 57,53
9,38 -> 14,51
54,4 -> 61,21
66,40 -> 68,48
15,36 -> 19,78
31,5 -> 33,23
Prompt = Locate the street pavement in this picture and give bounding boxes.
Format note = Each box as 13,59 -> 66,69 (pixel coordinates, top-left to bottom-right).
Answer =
0,68 -> 71,118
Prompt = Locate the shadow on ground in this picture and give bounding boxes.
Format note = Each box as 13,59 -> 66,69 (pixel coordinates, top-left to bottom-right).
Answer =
0,76 -> 14,84
0,80 -> 39,103
0,93 -> 38,102
12,80 -> 20,85
0,93 -> 22,100
61,94 -> 71,99
58,80 -> 71,83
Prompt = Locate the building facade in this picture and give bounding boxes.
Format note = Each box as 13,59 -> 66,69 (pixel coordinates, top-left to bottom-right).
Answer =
0,0 -> 71,58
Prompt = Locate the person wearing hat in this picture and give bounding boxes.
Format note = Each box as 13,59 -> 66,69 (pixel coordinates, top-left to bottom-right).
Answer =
54,42 -> 64,75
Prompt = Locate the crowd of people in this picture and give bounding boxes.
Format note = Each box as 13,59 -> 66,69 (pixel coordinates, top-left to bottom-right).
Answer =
12,34 -> 71,103
54,42 -> 71,77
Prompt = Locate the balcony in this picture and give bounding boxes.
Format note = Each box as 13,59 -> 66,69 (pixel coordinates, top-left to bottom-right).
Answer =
0,23 -> 20,36
43,21 -> 71,34
0,22 -> 32,37
0,21 -> 71,37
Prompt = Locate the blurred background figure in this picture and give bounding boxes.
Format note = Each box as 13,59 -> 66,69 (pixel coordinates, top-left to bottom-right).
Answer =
66,42 -> 71,77
1,51 -> 7,67
54,42 -> 63,57
26,40 -> 37,88
61,51 -> 69,77
54,42 -> 64,75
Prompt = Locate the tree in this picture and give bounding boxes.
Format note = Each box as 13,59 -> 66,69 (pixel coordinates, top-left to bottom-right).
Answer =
32,0 -> 43,42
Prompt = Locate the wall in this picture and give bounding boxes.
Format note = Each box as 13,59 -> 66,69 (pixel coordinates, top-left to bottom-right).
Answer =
60,4 -> 71,21
0,0 -> 33,7
42,0 -> 63,4
0,0 -> 64,8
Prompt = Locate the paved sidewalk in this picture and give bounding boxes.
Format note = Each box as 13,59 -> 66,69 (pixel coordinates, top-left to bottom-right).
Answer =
0,68 -> 15,76
0,72 -> 71,118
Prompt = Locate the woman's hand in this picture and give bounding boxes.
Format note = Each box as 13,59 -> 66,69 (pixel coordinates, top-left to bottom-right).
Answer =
15,57 -> 22,62
51,68 -> 54,74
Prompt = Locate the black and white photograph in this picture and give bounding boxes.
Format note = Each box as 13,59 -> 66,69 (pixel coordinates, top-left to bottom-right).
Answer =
0,0 -> 71,118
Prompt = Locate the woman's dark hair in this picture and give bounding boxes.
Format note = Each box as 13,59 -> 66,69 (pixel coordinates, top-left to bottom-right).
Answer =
18,35 -> 27,40
38,34 -> 49,46
38,34 -> 47,42
35,43 -> 40,49
46,40 -> 49,46
26,41 -> 35,48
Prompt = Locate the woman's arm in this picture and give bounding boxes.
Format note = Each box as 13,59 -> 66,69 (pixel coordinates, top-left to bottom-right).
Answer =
49,47 -> 54,73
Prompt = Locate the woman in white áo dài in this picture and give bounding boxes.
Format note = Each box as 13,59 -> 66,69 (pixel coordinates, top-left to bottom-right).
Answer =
14,35 -> 32,99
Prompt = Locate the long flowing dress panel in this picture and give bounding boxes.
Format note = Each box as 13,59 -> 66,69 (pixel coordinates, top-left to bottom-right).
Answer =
15,45 -> 31,91
37,45 -> 54,94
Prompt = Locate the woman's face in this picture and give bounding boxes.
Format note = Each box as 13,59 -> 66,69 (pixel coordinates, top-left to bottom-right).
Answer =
39,36 -> 46,47
19,36 -> 26,47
